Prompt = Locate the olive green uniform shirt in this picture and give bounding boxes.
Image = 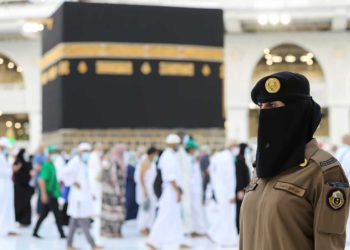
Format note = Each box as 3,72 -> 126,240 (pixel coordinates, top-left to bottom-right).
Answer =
240,139 -> 350,250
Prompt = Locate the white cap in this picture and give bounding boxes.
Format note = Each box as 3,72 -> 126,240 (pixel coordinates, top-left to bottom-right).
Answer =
78,142 -> 92,151
166,134 -> 181,144
0,137 -> 12,149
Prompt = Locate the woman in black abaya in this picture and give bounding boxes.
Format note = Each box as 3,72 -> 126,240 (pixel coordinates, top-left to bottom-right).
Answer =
13,149 -> 34,226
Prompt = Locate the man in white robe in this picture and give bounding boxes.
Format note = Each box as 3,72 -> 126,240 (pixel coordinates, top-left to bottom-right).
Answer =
62,143 -> 102,250
88,143 -> 104,244
208,141 -> 238,247
185,139 -> 207,237
135,147 -> 158,235
147,134 -> 190,250
177,144 -> 193,234
335,134 -> 350,243
0,137 -> 17,237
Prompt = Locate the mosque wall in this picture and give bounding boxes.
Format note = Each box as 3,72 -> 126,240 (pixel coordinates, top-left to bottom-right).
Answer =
0,38 -> 42,150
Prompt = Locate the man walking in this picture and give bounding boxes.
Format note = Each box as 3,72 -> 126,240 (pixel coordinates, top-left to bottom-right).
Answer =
33,145 -> 65,239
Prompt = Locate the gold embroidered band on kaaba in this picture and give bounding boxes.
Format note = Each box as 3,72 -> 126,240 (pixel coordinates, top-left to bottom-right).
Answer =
41,60 -> 203,85
95,60 -> 133,75
40,42 -> 223,69
159,62 -> 194,77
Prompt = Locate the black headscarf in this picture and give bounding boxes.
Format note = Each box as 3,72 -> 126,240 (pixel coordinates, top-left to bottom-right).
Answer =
252,71 -> 322,178
238,143 -> 248,158
15,148 -> 26,165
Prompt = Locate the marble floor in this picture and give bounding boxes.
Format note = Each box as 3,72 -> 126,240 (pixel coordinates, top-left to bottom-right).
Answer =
0,215 -> 237,250
1,214 -> 349,250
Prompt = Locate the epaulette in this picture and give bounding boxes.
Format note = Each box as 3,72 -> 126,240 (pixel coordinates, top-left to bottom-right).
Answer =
310,149 -> 340,172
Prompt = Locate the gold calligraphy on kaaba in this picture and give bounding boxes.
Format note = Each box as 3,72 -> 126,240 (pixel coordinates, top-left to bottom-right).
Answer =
95,60 -> 133,75
159,62 -> 194,77
201,64 -> 211,77
41,60 -> 70,85
140,62 -> 152,75
40,42 -> 224,84
58,60 -> 70,76
41,59 -> 223,85
78,61 -> 88,74
40,42 -> 223,69
47,65 -> 58,81
41,60 -> 220,84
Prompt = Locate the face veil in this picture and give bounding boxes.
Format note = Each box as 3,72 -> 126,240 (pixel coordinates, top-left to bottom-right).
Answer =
256,98 -> 321,178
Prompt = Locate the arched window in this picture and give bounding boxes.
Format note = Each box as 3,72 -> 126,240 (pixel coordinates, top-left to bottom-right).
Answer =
0,53 -> 24,85
0,113 -> 29,141
252,43 -> 325,83
249,43 -> 328,139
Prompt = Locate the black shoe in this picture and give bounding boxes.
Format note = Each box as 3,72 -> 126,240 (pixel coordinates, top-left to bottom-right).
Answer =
61,235 -> 66,239
33,233 -> 42,239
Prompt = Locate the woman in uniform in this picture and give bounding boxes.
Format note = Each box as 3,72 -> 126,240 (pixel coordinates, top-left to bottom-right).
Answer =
240,71 -> 350,250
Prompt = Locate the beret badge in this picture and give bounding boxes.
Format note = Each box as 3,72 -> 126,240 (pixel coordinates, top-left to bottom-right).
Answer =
265,77 -> 281,94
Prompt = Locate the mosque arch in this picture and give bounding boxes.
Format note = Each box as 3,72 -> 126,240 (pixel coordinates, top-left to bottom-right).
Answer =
251,43 -> 325,84
249,43 -> 328,139
0,52 -> 24,85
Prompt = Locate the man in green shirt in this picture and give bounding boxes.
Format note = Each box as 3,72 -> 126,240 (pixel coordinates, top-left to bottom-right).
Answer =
33,145 -> 65,239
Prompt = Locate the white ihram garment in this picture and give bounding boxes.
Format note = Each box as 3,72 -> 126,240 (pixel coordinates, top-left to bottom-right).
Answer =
147,148 -> 187,248
88,151 -> 103,244
178,147 -> 193,233
63,156 -> 95,219
187,155 -> 207,234
208,150 -> 238,246
0,153 -> 17,236
88,152 -> 103,212
54,155 -> 66,182
135,160 -> 157,231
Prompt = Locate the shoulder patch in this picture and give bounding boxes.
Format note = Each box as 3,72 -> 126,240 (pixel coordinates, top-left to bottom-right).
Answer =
327,188 -> 346,210
320,157 -> 338,168
310,149 -> 340,172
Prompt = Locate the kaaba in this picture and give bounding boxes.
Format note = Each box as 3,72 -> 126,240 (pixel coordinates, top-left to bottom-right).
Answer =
40,2 -> 225,149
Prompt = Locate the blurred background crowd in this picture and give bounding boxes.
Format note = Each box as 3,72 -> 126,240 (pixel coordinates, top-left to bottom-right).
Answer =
1,131 -> 350,249
0,131 -> 255,249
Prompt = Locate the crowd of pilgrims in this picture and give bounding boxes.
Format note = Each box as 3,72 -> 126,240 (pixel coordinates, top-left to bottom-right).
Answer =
0,133 -> 254,250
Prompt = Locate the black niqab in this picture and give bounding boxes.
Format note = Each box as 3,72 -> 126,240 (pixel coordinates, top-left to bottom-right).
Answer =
256,98 -> 321,178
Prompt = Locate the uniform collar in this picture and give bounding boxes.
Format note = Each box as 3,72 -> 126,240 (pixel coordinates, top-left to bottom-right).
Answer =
305,138 -> 320,161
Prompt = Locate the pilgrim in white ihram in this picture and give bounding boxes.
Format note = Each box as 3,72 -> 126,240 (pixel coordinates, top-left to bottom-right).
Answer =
147,134 -> 190,250
208,142 -> 238,247
62,143 -> 101,250
135,147 -> 158,235
0,137 -> 17,237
